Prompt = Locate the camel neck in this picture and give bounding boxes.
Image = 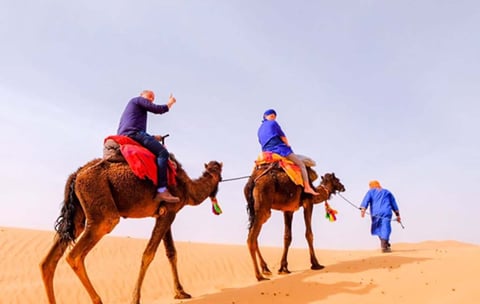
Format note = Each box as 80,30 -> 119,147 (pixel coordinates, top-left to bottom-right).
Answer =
319,184 -> 330,198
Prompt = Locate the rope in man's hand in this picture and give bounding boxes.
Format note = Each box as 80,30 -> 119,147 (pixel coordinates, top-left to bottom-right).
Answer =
338,193 -> 405,229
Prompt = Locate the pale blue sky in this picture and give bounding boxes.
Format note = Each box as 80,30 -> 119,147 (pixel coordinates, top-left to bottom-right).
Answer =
1,1 -> 479,249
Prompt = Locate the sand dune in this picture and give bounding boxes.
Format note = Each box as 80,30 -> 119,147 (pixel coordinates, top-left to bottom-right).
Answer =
0,226 -> 479,304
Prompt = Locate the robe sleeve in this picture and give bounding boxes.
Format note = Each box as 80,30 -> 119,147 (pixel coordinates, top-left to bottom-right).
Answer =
360,190 -> 372,209
389,192 -> 400,212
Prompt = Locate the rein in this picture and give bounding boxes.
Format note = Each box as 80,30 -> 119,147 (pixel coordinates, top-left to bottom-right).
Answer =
220,175 -> 250,182
220,163 -> 276,183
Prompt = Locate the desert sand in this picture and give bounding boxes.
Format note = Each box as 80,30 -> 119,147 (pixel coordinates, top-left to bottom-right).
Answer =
1,226 -> 479,304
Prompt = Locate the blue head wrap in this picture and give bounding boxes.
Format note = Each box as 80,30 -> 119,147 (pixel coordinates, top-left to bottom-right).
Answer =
262,109 -> 277,121
263,109 -> 277,117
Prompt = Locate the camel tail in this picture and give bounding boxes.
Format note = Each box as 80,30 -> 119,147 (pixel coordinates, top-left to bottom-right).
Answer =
244,178 -> 256,230
54,171 -> 82,245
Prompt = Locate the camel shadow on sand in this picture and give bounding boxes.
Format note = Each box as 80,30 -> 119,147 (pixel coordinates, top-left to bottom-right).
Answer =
183,254 -> 430,304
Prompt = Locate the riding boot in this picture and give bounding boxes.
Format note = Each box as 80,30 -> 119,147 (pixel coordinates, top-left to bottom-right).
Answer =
154,189 -> 180,203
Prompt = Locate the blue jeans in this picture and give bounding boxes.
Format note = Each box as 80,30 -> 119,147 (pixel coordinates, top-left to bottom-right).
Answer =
127,131 -> 169,188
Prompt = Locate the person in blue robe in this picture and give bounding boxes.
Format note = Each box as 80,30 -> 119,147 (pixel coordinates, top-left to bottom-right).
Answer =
257,109 -> 319,195
360,180 -> 401,252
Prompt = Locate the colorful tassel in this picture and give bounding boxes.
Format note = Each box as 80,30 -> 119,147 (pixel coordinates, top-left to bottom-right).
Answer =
325,201 -> 338,222
211,198 -> 223,215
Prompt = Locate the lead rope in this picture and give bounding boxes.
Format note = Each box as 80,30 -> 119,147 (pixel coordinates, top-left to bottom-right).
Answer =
220,175 -> 250,182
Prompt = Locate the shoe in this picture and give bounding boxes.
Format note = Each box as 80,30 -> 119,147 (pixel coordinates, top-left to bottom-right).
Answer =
154,190 -> 180,203
382,247 -> 392,253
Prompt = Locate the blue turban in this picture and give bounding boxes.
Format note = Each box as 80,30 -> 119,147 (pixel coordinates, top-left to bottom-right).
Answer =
263,109 -> 277,117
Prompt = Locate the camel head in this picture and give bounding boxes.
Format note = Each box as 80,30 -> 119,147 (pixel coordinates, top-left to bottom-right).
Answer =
320,172 -> 345,199
204,161 -> 223,182
204,161 -> 223,198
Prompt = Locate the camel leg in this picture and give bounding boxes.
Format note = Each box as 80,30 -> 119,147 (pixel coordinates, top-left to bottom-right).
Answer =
66,216 -> 119,304
40,215 -> 85,304
278,211 -> 294,274
256,247 -> 272,276
303,203 -> 324,270
163,228 -> 191,299
131,213 -> 177,304
40,237 -> 70,304
247,224 -> 267,281
247,210 -> 271,281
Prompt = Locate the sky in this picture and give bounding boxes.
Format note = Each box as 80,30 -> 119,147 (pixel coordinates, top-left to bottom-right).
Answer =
0,0 -> 479,250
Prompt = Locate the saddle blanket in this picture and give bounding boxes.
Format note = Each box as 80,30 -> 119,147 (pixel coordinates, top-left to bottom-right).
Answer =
104,135 -> 176,186
255,152 -> 303,186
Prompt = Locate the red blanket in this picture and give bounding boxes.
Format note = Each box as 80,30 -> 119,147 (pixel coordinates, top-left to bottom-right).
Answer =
104,135 -> 177,186
105,135 -> 158,185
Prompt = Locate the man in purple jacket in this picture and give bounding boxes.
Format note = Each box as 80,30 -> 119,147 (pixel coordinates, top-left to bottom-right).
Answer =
117,90 -> 179,203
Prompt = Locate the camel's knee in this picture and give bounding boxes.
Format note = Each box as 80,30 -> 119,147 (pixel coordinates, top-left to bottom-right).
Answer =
40,254 -> 54,270
40,241 -> 66,279
246,238 -> 259,250
65,216 -> 119,270
40,259 -> 53,280
65,251 -> 81,271
165,249 -> 177,260
305,232 -> 314,243
140,255 -> 155,269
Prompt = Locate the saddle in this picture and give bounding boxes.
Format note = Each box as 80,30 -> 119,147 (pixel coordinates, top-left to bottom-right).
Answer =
103,135 -> 176,186
254,152 -> 318,185
103,138 -> 128,162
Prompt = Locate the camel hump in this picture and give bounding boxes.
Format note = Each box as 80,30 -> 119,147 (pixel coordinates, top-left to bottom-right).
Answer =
103,139 -> 125,162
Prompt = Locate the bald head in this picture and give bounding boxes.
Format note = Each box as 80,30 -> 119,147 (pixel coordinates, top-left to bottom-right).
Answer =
140,90 -> 155,102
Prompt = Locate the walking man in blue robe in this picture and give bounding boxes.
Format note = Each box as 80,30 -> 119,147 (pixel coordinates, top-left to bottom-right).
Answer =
360,180 -> 401,252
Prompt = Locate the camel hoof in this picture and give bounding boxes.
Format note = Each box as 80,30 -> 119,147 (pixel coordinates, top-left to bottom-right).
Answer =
278,268 -> 291,275
311,264 -> 325,270
257,276 -> 270,282
261,267 -> 272,276
174,291 -> 191,299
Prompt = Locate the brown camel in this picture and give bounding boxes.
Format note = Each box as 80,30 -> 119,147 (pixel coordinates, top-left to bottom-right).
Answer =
244,162 -> 345,281
40,153 -> 223,304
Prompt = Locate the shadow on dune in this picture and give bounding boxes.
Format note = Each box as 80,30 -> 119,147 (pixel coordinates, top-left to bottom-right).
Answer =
323,254 -> 431,274
184,272 -> 374,304
183,254 -> 430,304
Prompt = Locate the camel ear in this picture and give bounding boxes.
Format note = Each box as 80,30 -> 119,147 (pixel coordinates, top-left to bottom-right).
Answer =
220,162 -> 223,168
204,163 -> 208,168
